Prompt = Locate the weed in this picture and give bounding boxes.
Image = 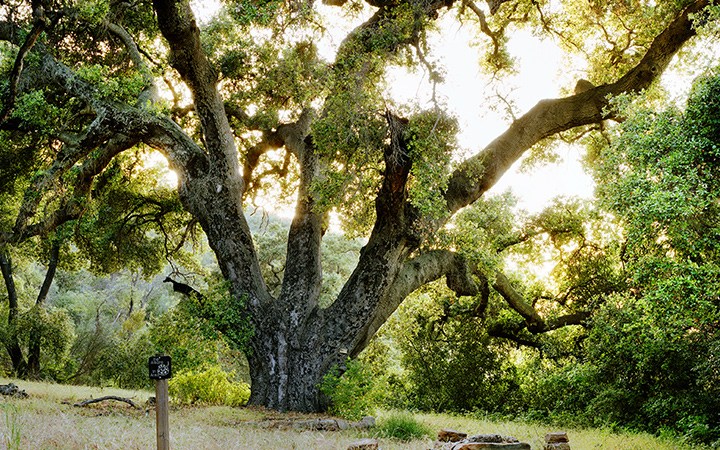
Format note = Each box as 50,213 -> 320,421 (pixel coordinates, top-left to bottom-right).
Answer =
2,404 -> 21,450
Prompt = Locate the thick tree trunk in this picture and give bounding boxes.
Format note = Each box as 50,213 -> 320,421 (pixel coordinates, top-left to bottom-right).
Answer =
245,325 -> 334,412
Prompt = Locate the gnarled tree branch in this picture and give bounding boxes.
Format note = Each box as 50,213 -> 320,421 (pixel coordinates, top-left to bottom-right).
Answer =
444,0 -> 709,215
492,270 -> 591,333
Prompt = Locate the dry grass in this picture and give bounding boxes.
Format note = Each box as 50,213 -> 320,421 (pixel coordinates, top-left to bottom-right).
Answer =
0,377 -> 707,449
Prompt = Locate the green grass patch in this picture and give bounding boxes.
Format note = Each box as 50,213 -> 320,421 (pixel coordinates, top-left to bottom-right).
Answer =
375,411 -> 432,441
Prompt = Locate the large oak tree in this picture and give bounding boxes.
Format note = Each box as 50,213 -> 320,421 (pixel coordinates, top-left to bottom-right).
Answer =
0,0 -> 714,411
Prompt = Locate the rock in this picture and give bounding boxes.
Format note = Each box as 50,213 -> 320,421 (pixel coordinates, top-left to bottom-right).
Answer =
544,444 -> 570,450
545,432 -> 569,443
544,431 -> 570,450
467,434 -> 504,443
300,419 -> 341,431
452,444 -> 531,450
0,383 -> 28,398
347,438 -> 379,450
356,416 -> 376,428
439,429 -> 468,442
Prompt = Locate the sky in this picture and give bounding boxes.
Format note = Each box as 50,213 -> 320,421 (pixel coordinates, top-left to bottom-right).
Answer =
382,12 -> 595,214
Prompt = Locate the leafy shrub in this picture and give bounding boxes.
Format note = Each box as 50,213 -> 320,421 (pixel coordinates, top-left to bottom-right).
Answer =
319,358 -> 382,421
395,297 -> 522,414
169,365 -> 250,406
91,327 -> 155,389
375,411 -> 431,441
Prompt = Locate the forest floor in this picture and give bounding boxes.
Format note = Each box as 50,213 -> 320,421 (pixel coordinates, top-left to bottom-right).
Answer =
0,377 -> 707,449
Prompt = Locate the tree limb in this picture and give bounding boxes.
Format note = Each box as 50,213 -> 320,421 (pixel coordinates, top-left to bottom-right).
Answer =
36,238 -> 60,306
0,17 -> 46,124
492,270 -> 590,333
444,0 -> 709,215
153,0 -> 239,176
105,22 -> 158,104
8,134 -> 140,244
0,248 -> 27,375
351,249 -> 481,353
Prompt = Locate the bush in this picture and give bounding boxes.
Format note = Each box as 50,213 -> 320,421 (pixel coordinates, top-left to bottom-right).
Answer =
375,411 -> 431,441
169,364 -> 250,406
319,358 -> 382,421
91,328 -> 155,389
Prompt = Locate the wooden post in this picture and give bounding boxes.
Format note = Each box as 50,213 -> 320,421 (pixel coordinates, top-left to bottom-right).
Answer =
155,378 -> 170,450
149,355 -> 172,450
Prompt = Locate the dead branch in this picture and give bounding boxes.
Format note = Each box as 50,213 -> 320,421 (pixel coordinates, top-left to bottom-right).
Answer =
72,395 -> 140,409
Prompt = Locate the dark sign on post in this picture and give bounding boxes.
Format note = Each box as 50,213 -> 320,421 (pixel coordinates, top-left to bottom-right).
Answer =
148,355 -> 172,380
149,355 -> 172,450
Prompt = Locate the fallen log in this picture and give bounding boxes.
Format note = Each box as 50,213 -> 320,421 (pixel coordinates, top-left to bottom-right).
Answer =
72,395 -> 140,409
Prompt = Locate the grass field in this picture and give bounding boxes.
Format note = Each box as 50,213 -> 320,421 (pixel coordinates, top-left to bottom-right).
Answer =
0,377 -> 708,449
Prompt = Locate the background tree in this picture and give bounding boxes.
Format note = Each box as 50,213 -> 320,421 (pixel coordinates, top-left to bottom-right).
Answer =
0,0 -> 716,412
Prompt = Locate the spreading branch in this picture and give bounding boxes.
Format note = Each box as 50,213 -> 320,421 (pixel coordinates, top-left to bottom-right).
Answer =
444,0 -> 709,215
353,250 -> 481,353
105,22 -> 158,104
0,2 -> 52,124
492,270 -> 591,333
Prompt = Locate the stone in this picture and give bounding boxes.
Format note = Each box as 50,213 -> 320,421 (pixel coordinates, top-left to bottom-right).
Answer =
347,438 -> 379,450
439,429 -> 468,442
452,444 -> 531,450
0,383 -> 28,398
356,416 -> 376,428
545,432 -> 569,443
467,434 -> 504,443
544,444 -> 571,450
290,419 -> 341,431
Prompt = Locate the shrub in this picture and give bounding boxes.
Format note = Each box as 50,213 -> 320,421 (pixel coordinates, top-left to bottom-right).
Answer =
91,328 -> 155,389
375,411 -> 431,441
169,364 -> 250,406
319,358 -> 382,421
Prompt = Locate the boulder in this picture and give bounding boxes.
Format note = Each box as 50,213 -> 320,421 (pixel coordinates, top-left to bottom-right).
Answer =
0,383 -> 28,398
544,444 -> 570,450
467,434 -> 505,443
544,431 -> 570,450
355,416 -> 376,428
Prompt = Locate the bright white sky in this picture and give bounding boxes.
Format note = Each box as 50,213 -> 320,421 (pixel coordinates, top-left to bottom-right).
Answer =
189,0 -> 717,215
383,12 -> 594,214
